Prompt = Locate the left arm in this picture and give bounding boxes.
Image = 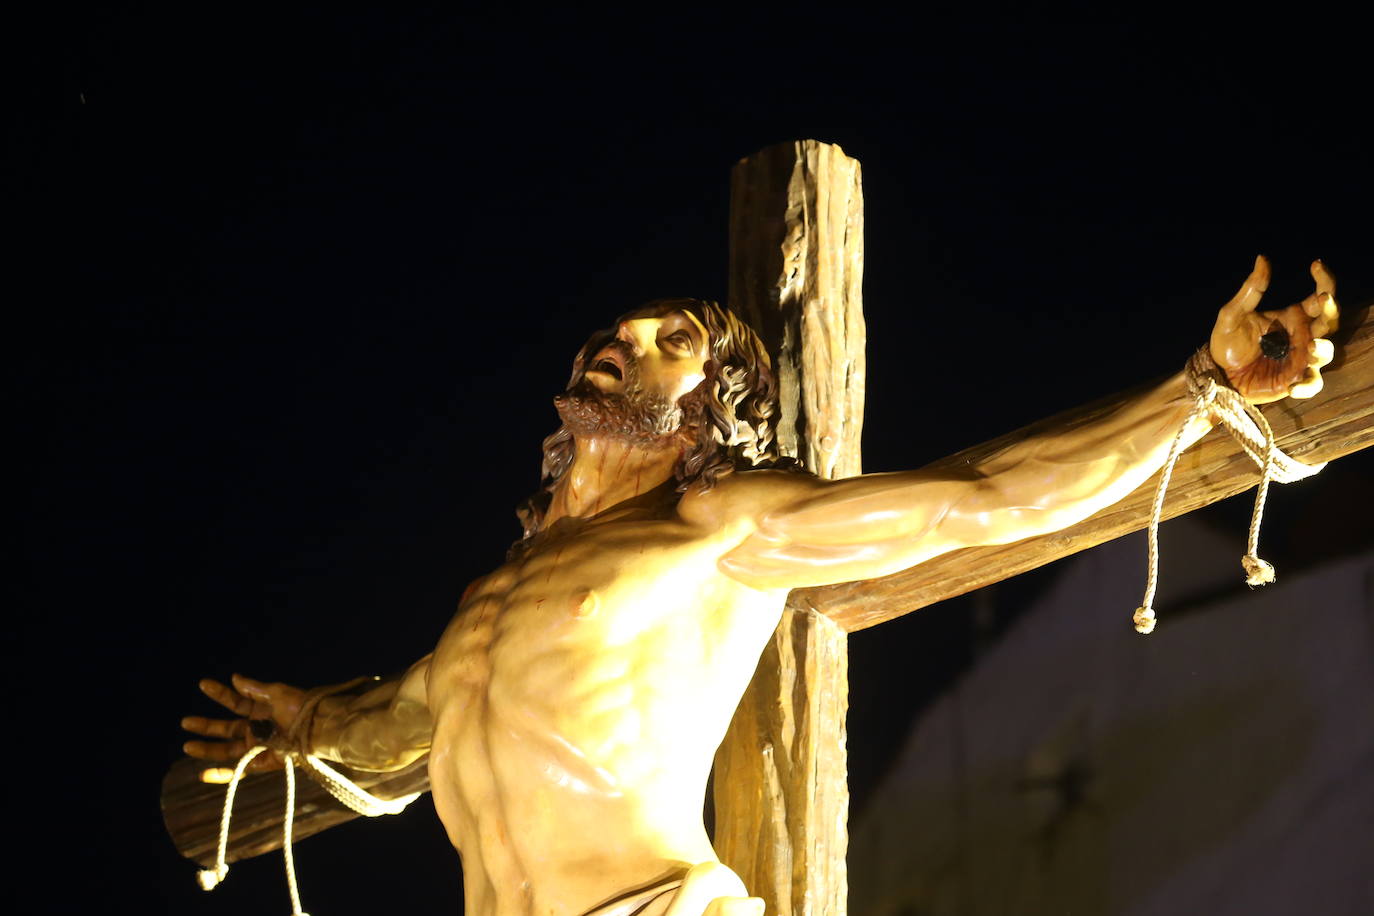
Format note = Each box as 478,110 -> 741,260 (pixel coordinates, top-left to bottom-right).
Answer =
717,258 -> 1337,591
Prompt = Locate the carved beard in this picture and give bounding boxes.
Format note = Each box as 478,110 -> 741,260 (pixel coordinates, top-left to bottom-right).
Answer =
553,345 -> 701,448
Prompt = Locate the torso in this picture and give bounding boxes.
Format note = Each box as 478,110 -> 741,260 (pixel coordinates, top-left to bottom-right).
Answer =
427,493 -> 787,916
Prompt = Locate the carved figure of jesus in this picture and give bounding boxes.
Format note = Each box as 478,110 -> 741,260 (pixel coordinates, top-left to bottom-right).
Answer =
182,259 -> 1337,916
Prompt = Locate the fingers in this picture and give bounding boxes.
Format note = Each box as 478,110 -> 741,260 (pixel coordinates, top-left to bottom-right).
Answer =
187,680 -> 256,761
183,737 -> 250,760
1309,259 -> 1336,300
1288,260 -> 1339,394
1289,368 -> 1325,399
1302,261 -> 1338,335
1289,337 -> 1336,400
1216,255 -> 1271,331
181,715 -> 248,739
231,672 -> 274,702
187,674 -> 292,773
234,673 -> 307,728
199,675 -> 277,720
198,678 -> 246,714
1302,261 -> 1339,339
1310,336 -> 1335,369
1307,293 -> 1339,338
199,678 -> 261,718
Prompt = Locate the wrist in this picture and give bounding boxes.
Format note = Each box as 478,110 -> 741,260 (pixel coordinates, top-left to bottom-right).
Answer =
1187,346 -> 1232,399
286,678 -> 371,759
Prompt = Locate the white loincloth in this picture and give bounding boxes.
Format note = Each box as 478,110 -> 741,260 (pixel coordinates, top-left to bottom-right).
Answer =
579,862 -> 762,916
581,879 -> 684,916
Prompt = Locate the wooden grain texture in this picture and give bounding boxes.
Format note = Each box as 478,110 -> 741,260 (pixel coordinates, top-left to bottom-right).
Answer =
729,139 -> 865,480
713,610 -> 849,916
715,139 -> 863,915
161,754 -> 431,867
792,302 -> 1374,633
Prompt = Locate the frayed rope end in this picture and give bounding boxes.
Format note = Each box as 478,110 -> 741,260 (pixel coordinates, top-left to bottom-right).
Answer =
1242,555 -> 1275,587
1133,606 -> 1157,635
197,864 -> 228,891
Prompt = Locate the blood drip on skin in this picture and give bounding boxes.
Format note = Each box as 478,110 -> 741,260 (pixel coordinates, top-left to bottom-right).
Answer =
593,450 -> 608,516
544,544 -> 566,585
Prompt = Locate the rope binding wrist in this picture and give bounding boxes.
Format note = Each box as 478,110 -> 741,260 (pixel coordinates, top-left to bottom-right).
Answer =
1132,345 -> 1325,635
196,675 -> 421,916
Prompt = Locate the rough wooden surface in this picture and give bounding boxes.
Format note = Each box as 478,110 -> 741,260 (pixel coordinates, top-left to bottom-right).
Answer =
713,610 -> 850,916
161,753 -> 430,867
793,301 -> 1374,633
715,139 -> 863,915
729,139 -> 865,480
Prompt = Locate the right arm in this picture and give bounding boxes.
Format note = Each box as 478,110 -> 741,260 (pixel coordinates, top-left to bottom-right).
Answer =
183,655 -> 433,777
308,655 -> 433,772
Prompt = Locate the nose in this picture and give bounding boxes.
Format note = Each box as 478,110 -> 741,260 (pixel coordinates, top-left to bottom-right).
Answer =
615,319 -> 652,354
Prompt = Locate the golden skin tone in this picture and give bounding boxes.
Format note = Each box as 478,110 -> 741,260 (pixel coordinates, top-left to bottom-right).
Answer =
185,259 -> 1337,916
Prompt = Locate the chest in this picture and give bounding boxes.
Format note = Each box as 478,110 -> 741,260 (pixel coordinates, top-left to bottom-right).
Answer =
432,515 -> 747,679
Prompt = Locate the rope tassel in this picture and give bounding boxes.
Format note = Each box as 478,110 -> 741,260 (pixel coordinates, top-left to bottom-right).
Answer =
198,745 -> 267,892
196,745 -> 420,915
1133,348 -> 1323,634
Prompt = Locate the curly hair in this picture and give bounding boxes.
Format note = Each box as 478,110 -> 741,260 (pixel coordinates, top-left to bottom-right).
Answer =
514,299 -> 790,546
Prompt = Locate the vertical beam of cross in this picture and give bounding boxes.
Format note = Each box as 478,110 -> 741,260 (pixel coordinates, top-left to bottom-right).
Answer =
714,140 -> 865,916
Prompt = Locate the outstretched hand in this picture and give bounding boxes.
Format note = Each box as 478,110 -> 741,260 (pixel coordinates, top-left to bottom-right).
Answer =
1209,256 -> 1339,404
182,674 -> 307,782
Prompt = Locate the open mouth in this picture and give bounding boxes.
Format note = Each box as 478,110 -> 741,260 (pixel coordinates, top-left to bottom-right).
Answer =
588,348 -> 626,381
591,358 -> 623,381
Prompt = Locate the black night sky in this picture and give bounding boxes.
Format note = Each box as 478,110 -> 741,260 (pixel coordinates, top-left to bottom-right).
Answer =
16,13 -> 1372,914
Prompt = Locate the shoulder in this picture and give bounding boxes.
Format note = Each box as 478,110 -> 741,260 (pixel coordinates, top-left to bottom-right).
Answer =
676,466 -> 826,530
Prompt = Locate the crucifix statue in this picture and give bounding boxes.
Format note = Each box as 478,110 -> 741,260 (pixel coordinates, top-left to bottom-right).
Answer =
165,141 -> 1370,916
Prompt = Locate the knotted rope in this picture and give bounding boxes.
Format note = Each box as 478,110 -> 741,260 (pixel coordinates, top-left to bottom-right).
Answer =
1133,348 -> 1324,635
196,678 -> 422,914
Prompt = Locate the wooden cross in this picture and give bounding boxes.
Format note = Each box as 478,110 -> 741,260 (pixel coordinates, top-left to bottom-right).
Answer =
713,139 -> 1373,916
162,140 -> 1374,915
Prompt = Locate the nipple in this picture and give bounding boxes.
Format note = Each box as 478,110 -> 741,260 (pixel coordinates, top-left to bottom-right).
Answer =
570,588 -> 599,619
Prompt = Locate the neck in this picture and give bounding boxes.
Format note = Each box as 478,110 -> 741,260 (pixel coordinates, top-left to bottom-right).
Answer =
544,435 -> 681,527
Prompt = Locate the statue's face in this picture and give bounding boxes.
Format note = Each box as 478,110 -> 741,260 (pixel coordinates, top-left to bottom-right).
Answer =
555,304 -> 710,445
583,304 -> 708,406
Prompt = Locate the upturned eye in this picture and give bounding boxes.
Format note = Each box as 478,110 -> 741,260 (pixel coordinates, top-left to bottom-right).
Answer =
665,330 -> 695,353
